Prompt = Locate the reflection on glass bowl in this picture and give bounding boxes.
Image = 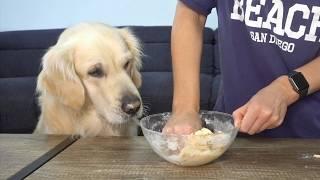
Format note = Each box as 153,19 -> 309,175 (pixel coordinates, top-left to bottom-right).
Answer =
140,111 -> 238,166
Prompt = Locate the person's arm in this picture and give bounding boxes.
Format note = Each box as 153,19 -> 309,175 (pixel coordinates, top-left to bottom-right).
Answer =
233,56 -> 320,135
162,1 -> 207,135
295,56 -> 320,95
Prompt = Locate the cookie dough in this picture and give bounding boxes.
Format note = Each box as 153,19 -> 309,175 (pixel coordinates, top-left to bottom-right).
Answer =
177,128 -> 229,166
314,154 -> 320,158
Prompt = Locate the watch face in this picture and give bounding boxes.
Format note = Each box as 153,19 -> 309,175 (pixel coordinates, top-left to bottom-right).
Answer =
291,72 -> 309,91
288,71 -> 309,98
289,78 -> 299,91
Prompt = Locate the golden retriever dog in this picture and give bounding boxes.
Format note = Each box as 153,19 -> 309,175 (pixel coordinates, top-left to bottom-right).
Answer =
34,23 -> 143,137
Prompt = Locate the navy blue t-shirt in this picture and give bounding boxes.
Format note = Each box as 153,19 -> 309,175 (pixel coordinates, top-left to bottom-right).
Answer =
181,0 -> 320,138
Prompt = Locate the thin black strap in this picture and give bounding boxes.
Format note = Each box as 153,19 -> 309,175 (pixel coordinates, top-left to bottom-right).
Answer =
8,135 -> 79,180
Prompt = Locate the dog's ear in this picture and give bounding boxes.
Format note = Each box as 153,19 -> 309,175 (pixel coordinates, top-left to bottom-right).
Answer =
119,28 -> 142,88
37,45 -> 85,110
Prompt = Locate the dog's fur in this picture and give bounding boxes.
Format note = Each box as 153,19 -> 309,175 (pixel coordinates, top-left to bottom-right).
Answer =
34,23 -> 143,137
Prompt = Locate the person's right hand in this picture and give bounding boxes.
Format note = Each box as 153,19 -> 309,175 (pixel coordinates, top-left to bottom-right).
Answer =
162,111 -> 202,135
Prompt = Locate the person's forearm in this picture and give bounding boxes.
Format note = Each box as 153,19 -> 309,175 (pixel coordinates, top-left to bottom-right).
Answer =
273,56 -> 320,105
171,2 -> 207,113
296,56 -> 320,94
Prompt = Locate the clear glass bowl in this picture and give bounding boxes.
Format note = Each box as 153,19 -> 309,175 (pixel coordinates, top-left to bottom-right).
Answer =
140,111 -> 238,166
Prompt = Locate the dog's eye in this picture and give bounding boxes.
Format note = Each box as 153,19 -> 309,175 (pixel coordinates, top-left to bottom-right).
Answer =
88,67 -> 104,78
124,61 -> 130,70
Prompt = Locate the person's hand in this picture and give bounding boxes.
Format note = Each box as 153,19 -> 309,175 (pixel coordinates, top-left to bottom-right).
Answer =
162,111 -> 202,135
233,76 -> 299,135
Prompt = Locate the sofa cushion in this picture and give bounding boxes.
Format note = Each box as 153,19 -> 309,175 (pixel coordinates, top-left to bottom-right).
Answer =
0,26 -> 217,77
0,77 -> 39,133
0,29 -> 63,50
141,43 -> 215,74
0,49 -> 45,78
140,72 -> 215,115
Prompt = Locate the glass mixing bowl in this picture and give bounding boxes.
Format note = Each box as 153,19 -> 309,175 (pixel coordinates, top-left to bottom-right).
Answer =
140,111 -> 238,166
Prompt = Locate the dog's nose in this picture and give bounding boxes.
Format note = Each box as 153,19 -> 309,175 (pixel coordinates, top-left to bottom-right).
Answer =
121,95 -> 141,115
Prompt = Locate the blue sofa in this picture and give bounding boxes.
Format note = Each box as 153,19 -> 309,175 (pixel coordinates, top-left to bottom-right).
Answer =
0,26 -> 220,133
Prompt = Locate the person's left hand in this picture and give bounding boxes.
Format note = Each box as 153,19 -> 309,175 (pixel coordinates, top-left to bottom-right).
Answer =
233,76 -> 299,135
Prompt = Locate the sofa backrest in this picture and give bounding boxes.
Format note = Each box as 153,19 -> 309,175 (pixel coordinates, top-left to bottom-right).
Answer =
0,26 -> 219,133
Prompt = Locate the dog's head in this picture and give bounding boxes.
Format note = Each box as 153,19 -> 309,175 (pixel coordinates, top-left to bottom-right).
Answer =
37,23 -> 143,124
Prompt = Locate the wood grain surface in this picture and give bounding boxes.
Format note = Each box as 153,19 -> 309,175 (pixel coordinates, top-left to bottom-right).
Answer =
0,134 -> 67,179
28,137 -> 320,180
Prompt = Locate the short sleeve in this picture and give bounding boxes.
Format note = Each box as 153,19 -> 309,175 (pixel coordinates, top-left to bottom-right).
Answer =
180,0 -> 217,16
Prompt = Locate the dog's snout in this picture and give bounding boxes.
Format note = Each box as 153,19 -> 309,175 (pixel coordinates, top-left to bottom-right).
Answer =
121,95 -> 141,115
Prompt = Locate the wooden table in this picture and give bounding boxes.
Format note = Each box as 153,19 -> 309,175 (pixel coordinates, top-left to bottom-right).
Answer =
0,134 -> 68,179
26,137 -> 320,179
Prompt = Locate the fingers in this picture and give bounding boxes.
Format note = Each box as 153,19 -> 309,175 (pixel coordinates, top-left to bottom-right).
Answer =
234,104 -> 282,135
257,107 -> 286,133
232,82 -> 289,135
257,120 -> 272,133
162,112 -> 202,135
240,105 -> 259,133
174,126 -> 194,135
233,104 -> 264,134
248,120 -> 265,135
248,109 -> 271,135
232,105 -> 247,129
256,115 -> 279,133
162,126 -> 173,134
163,125 -> 196,135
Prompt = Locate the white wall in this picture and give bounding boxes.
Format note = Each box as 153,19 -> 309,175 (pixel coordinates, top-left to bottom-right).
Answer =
0,0 -> 218,32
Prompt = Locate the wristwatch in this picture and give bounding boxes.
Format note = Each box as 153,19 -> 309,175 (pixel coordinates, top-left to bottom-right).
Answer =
288,71 -> 309,98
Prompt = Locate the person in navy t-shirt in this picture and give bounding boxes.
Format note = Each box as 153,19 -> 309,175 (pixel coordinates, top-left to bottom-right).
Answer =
163,0 -> 320,138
